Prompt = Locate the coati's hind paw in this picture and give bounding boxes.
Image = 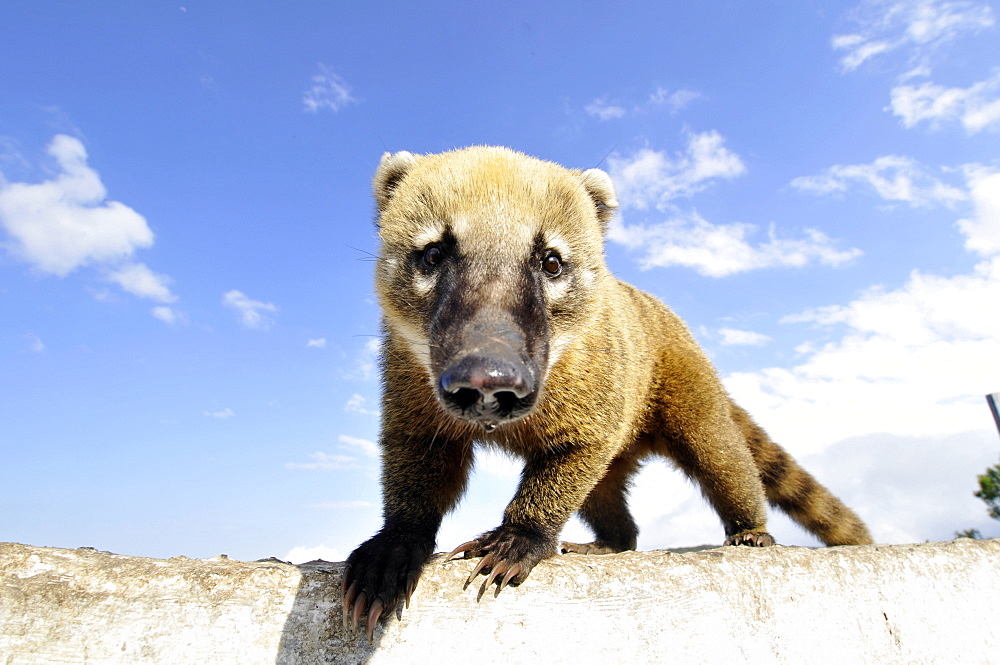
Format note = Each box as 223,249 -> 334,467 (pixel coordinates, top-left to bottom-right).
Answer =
341,531 -> 434,643
446,524 -> 557,601
560,540 -> 627,555
724,530 -> 775,547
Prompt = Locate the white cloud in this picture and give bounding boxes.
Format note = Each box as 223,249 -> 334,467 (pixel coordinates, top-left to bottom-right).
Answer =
606,132 -> 860,277
958,165 -> 1000,256
0,136 -> 31,176
889,70 -> 1000,133
338,434 -> 378,458
302,64 -> 359,113
607,132 -> 746,210
285,451 -> 359,470
730,261 -> 1000,450
584,87 -> 702,122
832,33 -> 893,71
0,135 -> 180,321
345,392 -> 380,417
306,338 -> 326,348
648,86 -> 702,113
152,306 -> 181,325
24,334 -> 45,353
205,407 -> 235,419
0,135 -> 155,276
362,338 -> 381,373
304,500 -> 374,510
105,262 -> 176,303
222,289 -> 277,330
341,337 -> 382,381
584,97 -> 627,120
790,155 -> 967,207
719,328 -> 773,346
796,431 -> 999,544
833,0 -> 995,72
286,435 -> 378,472
284,545 -> 343,564
725,166 -> 1000,453
609,211 -> 861,277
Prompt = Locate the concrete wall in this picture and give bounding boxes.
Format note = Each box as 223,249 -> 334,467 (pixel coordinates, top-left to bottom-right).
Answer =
1,539 -> 998,664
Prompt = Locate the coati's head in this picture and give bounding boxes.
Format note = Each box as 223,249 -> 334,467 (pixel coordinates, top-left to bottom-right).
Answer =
373,147 -> 618,431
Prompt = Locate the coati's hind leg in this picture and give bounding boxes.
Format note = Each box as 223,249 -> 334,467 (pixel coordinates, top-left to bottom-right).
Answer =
561,451 -> 642,555
655,420 -> 775,548
731,403 -> 874,546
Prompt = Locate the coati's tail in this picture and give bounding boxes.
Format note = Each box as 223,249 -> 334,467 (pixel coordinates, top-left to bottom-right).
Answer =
730,402 -> 874,546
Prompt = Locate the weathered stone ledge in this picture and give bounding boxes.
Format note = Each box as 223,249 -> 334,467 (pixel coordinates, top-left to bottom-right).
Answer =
2,539 -> 998,663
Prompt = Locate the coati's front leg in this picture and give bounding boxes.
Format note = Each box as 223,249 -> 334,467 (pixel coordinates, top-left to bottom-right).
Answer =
342,431 -> 472,642
449,443 -> 612,599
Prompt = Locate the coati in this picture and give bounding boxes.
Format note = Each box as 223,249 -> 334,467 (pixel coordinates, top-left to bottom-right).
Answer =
342,146 -> 873,640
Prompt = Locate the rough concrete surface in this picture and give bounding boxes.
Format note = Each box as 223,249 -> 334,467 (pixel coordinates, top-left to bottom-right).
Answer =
1,539 -> 998,664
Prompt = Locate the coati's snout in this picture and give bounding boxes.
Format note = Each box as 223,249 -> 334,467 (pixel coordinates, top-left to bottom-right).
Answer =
436,318 -> 541,430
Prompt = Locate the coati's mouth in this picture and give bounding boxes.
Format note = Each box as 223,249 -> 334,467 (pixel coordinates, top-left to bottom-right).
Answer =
433,321 -> 542,431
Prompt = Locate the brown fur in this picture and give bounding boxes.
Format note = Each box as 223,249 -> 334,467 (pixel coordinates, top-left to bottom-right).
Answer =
341,146 -> 872,641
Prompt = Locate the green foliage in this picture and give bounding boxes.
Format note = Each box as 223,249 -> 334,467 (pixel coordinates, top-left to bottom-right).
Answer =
975,461 -> 1000,521
955,528 -> 982,539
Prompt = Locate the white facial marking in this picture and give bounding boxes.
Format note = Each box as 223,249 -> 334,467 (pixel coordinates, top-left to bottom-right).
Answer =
392,318 -> 433,375
545,231 -> 571,260
450,214 -> 470,238
543,274 -> 571,300
413,226 -> 443,249
413,273 -> 436,297
547,330 -> 577,371
541,231 -> 576,302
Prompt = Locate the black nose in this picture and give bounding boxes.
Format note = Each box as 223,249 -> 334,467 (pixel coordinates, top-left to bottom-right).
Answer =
437,354 -> 538,428
440,354 -> 534,398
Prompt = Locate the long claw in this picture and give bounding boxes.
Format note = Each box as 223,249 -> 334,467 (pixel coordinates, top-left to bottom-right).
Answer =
404,573 -> 418,609
496,563 -> 522,596
476,562 -> 510,603
464,553 -> 495,590
342,581 -> 358,630
446,539 -> 479,561
478,564 -> 505,602
351,592 -> 367,636
340,564 -> 352,596
366,598 -> 384,644
476,576 -> 490,602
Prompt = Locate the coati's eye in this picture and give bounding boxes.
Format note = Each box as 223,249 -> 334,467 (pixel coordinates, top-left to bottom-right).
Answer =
422,245 -> 443,268
541,251 -> 563,277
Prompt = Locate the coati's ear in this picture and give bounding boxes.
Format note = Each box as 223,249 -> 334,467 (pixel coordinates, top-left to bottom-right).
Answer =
579,168 -> 619,231
373,151 -> 420,215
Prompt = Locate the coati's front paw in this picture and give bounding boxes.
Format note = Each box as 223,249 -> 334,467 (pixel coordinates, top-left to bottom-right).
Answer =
724,530 -> 775,547
446,524 -> 557,601
341,531 -> 434,643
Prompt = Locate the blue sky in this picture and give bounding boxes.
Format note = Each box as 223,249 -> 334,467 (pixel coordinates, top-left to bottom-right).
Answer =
2,0 -> 999,564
